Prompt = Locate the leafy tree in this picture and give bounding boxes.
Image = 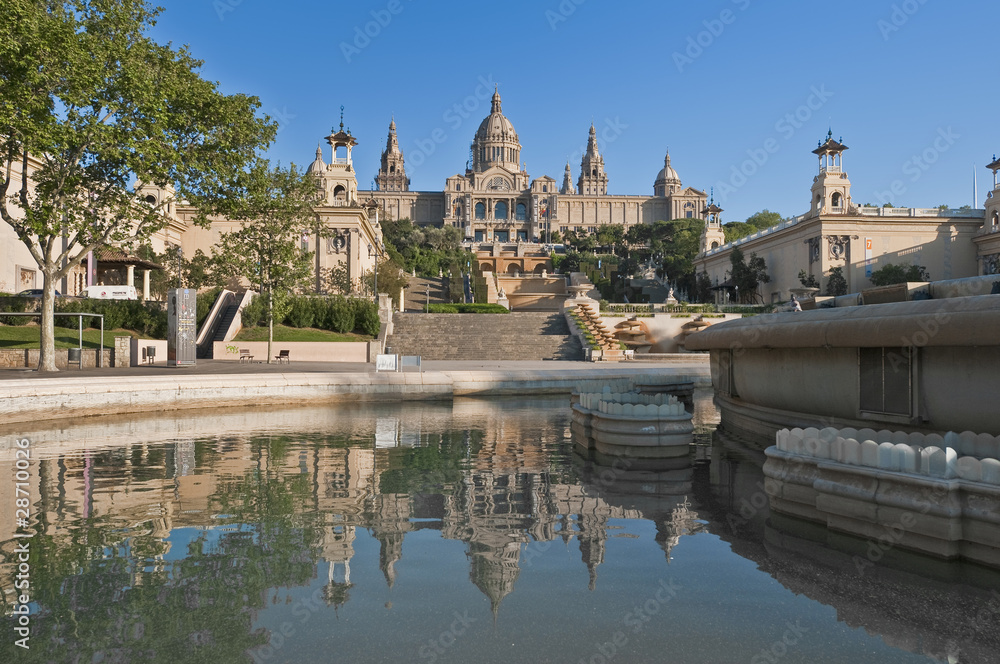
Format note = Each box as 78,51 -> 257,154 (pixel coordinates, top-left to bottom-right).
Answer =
797,270 -> 819,288
0,0 -> 274,371
595,224 -> 624,252
723,209 -> 781,243
728,247 -> 770,304
826,266 -> 848,296
694,271 -> 713,303
212,163 -> 318,363
361,257 -> 409,309
322,262 -> 353,295
869,262 -> 930,286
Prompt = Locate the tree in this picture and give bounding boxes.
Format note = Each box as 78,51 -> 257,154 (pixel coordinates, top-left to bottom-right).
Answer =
723,209 -> 782,243
869,262 -> 930,286
212,163 -> 318,363
0,0 -> 274,371
648,219 -> 704,296
797,270 -> 819,288
826,266 -> 848,296
728,247 -> 770,304
361,257 -> 409,308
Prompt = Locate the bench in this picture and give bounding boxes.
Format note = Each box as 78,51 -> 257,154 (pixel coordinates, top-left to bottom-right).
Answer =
239,348 -> 254,363
275,349 -> 290,364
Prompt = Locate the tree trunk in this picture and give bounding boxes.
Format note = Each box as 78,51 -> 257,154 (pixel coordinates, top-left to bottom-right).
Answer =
37,273 -> 59,372
267,289 -> 273,365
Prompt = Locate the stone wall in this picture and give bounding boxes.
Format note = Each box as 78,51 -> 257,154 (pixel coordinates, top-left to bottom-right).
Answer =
0,348 -> 113,369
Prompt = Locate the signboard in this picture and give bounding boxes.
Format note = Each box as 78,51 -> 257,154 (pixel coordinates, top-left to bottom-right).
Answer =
865,237 -> 873,278
167,288 -> 197,366
375,354 -> 398,372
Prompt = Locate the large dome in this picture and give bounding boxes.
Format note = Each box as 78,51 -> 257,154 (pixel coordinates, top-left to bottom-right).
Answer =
474,90 -> 518,143
471,89 -> 521,173
656,152 -> 679,183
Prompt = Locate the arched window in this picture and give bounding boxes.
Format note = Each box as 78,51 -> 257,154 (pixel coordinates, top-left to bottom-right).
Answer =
333,185 -> 347,202
495,201 -> 508,220
993,211 -> 999,228
475,202 -> 486,220
515,203 -> 527,221
389,165 -> 395,173
831,192 -> 842,208
454,204 -> 462,218
591,168 -> 597,177
542,185 -> 548,193
711,241 -> 720,250
144,194 -> 157,205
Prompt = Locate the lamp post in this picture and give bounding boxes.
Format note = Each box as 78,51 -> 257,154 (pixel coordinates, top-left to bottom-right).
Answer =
368,242 -> 378,304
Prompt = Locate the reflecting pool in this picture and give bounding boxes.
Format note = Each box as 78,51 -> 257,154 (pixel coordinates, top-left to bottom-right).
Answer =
1,394 -> 998,663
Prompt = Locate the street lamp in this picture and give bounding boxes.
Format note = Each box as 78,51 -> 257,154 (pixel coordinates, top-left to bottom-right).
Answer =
368,242 -> 378,304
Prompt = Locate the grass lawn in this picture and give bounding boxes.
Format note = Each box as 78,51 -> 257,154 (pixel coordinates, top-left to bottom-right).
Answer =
232,325 -> 372,343
0,324 -> 140,349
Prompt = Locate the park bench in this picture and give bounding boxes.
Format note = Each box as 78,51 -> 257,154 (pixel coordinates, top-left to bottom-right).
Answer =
239,349 -> 254,363
275,349 -> 290,364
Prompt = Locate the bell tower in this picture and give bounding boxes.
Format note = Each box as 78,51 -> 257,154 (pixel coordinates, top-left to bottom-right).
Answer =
810,130 -> 851,217
322,107 -> 359,206
700,191 -> 725,253
376,118 -> 409,192
577,124 -> 608,196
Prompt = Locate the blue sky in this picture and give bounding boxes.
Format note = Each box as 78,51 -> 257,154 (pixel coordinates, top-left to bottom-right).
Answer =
150,0 -> 998,223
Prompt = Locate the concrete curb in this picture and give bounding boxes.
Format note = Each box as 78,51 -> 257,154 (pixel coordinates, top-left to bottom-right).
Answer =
0,364 -> 711,425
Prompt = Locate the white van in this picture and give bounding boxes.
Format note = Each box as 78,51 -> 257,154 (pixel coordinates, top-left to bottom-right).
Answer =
82,285 -> 138,300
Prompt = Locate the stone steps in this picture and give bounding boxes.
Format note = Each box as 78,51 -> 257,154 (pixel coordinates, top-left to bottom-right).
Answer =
387,312 -> 584,361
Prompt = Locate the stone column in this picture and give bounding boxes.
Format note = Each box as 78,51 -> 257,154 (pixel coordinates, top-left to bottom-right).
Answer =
127,264 -> 135,287
142,269 -> 151,300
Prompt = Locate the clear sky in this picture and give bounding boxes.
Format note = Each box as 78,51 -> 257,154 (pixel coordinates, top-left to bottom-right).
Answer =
150,0 -> 998,223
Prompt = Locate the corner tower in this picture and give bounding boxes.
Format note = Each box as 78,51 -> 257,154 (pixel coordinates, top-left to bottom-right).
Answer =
376,118 -> 409,192
810,130 -> 851,217
578,124 -> 608,195
319,109 -> 359,206
700,193 -> 725,252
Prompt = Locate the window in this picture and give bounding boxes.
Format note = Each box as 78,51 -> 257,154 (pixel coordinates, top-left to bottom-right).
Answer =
832,192 -> 842,208
859,347 -> 912,416
456,183 -> 461,191
711,241 -> 719,250
515,203 -> 527,221
495,201 -> 508,220
686,211 -> 693,218
475,202 -> 486,220
542,185 -> 548,193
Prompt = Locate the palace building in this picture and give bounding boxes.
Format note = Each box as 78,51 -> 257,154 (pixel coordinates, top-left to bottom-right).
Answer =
694,133 -> 995,303
359,88 -> 708,242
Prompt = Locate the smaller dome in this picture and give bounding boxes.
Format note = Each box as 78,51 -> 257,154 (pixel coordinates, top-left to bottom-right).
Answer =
656,152 -> 679,183
307,144 -> 326,175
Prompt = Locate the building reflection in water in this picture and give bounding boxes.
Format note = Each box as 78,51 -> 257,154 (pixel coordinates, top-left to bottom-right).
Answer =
0,394 -> 997,663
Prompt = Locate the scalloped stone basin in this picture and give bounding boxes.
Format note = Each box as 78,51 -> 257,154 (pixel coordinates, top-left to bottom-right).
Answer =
591,411 -> 694,458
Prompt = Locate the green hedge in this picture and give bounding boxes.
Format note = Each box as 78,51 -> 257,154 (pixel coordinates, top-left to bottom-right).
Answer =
0,296 -> 32,326
243,294 -> 379,337
54,299 -> 167,337
425,303 -> 510,314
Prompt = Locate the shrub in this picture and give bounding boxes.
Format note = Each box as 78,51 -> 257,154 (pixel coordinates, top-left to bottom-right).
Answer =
240,294 -> 266,328
326,295 -> 355,333
425,303 -> 509,314
197,287 -> 222,328
0,296 -> 31,325
353,300 -> 380,336
286,296 -> 316,328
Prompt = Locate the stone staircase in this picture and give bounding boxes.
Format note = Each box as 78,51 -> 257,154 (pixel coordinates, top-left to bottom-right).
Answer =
387,311 -> 584,361
404,276 -> 449,311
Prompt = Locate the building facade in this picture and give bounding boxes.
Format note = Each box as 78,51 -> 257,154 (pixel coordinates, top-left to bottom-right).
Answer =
2,122 -> 383,300
695,135 -> 991,302
359,89 -> 707,243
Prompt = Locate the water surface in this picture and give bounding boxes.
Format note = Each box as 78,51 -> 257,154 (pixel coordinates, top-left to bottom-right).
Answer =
1,395 -> 997,663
